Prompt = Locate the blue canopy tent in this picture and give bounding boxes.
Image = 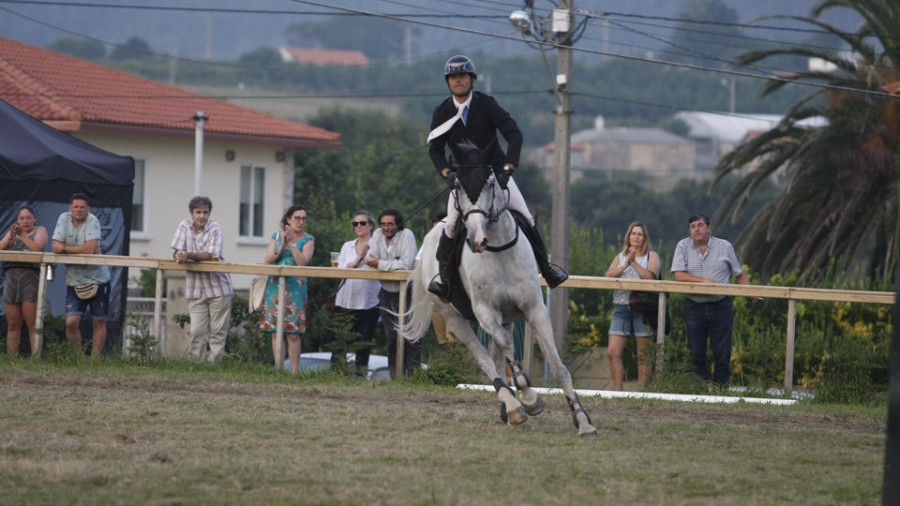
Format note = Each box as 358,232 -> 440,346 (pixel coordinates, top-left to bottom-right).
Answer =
0,98 -> 134,354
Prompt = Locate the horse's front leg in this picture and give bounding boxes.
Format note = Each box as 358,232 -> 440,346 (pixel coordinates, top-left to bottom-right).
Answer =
507,358 -> 544,416
441,307 -> 527,425
525,305 -> 598,438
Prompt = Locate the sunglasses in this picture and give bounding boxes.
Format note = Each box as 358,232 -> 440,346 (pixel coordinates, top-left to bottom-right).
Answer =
351,221 -> 371,227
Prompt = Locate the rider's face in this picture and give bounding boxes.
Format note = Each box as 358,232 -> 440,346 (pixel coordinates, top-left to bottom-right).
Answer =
447,73 -> 474,99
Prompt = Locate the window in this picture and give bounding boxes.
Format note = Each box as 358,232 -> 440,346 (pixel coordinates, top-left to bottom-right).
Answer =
131,158 -> 146,234
239,164 -> 265,238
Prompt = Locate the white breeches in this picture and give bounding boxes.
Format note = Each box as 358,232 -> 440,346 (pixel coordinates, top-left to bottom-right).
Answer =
444,176 -> 532,239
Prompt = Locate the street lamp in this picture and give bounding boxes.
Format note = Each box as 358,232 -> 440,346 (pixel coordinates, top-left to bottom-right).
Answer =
509,1 -> 588,353
509,10 -> 534,37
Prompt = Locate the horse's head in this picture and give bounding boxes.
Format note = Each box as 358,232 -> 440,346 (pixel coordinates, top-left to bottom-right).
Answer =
449,139 -> 506,253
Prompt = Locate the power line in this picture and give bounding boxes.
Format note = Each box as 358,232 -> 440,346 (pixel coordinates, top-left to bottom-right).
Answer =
3,0 -> 897,103
0,0 -> 503,18
283,0 -> 898,102
594,10 -> 849,37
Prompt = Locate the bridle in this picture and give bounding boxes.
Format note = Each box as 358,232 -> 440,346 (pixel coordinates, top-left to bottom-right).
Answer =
456,168 -> 519,252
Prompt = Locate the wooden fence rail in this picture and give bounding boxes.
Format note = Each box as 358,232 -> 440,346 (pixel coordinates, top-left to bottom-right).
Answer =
1,251 -> 894,391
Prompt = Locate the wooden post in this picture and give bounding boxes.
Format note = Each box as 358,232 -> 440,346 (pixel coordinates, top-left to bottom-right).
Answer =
784,299 -> 797,394
395,285 -> 407,379
275,276 -> 285,370
154,268 -> 164,357
33,262 -> 49,357
655,292 -> 667,371
523,323 -> 534,377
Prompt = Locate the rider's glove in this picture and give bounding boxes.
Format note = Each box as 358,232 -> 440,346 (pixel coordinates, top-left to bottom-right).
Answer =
503,164 -> 514,176
446,171 -> 458,188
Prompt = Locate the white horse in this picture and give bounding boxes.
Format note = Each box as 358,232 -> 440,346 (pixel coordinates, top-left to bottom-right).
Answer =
402,161 -> 597,438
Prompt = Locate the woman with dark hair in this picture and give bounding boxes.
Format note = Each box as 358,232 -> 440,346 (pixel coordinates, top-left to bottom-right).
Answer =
333,210 -> 381,374
605,221 -> 660,390
260,204 -> 315,373
0,206 -> 48,356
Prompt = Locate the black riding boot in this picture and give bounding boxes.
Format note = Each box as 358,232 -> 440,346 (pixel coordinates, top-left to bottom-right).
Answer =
428,232 -> 453,300
513,213 -> 569,289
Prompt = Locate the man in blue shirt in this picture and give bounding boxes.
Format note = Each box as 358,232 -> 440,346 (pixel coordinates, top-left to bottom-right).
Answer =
671,213 -> 753,387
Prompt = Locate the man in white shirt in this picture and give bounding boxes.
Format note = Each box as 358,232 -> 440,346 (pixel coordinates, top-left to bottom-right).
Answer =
366,208 -> 419,378
171,196 -> 233,364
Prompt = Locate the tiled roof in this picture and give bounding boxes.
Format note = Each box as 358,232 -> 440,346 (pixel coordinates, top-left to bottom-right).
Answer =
0,37 -> 340,149
279,47 -> 369,67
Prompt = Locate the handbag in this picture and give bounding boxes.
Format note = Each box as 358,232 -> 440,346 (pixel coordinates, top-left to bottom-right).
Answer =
628,268 -> 671,335
74,283 -> 99,300
628,263 -> 662,318
629,290 -> 660,314
249,275 -> 267,312
327,280 -> 346,313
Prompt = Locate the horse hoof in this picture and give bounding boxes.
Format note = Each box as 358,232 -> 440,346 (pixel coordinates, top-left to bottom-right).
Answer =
507,406 -> 529,425
523,395 -> 544,416
500,404 -> 528,425
579,428 -> 599,439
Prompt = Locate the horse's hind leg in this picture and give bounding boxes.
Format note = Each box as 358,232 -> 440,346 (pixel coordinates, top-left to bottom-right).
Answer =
507,358 -> 544,416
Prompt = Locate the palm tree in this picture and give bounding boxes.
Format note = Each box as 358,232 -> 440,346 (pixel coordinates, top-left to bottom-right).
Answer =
713,0 -> 900,283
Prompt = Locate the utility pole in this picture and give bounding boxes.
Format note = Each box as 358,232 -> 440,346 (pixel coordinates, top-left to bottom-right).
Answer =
549,1 -> 574,351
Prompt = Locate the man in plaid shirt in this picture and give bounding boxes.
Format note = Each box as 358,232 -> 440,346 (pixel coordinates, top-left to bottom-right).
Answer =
671,213 -> 753,387
171,196 -> 233,364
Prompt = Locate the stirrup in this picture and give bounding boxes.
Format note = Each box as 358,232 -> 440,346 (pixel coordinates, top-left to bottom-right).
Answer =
427,276 -> 450,300
544,264 -> 569,289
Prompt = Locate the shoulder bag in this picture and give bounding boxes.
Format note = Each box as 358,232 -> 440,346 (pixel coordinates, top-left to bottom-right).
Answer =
628,265 -> 670,335
327,280 -> 346,313
249,275 -> 267,312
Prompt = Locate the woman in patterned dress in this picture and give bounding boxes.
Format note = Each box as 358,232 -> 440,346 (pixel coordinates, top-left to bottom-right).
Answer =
260,205 -> 315,373
0,206 -> 48,356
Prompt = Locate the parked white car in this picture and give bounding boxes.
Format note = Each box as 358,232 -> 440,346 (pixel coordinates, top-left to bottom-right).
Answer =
287,352 -> 426,379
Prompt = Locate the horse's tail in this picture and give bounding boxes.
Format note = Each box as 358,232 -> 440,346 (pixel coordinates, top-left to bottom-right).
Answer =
399,259 -> 434,343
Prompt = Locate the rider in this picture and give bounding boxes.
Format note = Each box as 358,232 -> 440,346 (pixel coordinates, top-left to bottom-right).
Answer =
426,55 -> 568,299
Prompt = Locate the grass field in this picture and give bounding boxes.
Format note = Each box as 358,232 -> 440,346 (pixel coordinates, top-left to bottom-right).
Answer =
0,357 -> 886,505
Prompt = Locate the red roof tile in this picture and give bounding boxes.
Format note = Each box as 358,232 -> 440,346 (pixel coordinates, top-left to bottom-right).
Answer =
0,37 -> 340,149
280,47 -> 369,67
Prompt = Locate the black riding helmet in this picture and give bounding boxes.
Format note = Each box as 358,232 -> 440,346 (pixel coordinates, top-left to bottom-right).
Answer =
444,55 -> 477,80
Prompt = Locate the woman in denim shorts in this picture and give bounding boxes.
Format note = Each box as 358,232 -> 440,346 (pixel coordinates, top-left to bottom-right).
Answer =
604,222 -> 660,390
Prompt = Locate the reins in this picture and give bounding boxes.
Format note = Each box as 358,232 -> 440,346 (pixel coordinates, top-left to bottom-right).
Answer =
457,172 -> 518,252
394,185 -> 450,230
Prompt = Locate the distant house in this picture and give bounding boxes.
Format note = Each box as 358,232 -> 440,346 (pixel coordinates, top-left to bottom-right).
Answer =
674,111 -> 827,170
0,36 -> 340,288
279,47 -> 369,67
532,116 -> 696,182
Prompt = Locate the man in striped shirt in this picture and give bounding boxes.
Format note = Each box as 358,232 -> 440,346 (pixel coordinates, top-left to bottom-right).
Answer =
671,213 -> 752,387
171,196 -> 233,364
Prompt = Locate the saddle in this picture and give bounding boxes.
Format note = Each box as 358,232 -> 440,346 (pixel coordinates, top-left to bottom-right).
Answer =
444,219 -> 476,321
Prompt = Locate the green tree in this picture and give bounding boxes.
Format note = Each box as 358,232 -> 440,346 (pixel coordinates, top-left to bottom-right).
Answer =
297,107 -> 445,236
46,37 -> 106,61
663,0 -> 745,67
238,47 -> 283,67
110,36 -> 153,61
713,0 -> 900,283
